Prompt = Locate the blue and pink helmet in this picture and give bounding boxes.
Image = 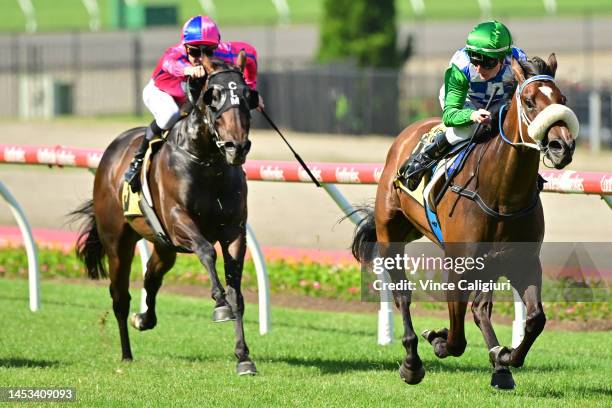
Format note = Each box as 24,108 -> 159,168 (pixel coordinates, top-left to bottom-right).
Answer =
182,15 -> 220,47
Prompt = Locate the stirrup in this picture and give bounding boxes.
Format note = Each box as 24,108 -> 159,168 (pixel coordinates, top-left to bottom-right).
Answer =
397,152 -> 435,190
124,160 -> 143,188
402,166 -> 430,191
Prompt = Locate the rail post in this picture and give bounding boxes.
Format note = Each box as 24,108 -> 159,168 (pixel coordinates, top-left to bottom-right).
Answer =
0,181 -> 39,311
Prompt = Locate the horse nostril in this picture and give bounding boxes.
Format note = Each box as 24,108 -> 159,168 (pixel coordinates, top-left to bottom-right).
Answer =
244,140 -> 252,153
548,139 -> 564,153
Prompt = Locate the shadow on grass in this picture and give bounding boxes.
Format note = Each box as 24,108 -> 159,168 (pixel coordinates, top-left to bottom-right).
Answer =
519,384 -> 612,399
262,355 -> 491,375
0,358 -> 60,368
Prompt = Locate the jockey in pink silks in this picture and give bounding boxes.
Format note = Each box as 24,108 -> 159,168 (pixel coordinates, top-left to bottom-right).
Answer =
125,15 -> 262,191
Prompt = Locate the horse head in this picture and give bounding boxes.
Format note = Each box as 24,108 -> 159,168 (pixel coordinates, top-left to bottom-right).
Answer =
509,54 -> 579,169
191,51 -> 258,166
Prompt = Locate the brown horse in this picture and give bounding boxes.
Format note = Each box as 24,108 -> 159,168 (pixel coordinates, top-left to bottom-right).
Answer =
351,55 -> 579,388
71,52 -> 260,375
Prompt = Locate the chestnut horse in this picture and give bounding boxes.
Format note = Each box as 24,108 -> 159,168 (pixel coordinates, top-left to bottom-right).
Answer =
351,55 -> 579,388
71,53 -> 260,375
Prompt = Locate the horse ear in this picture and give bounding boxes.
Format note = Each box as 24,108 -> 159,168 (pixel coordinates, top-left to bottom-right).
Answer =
547,53 -> 557,78
511,57 -> 526,85
236,50 -> 246,73
202,55 -> 215,75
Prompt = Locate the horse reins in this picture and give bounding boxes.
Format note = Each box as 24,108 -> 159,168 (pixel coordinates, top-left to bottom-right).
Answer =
446,80 -> 550,219
259,109 -> 321,188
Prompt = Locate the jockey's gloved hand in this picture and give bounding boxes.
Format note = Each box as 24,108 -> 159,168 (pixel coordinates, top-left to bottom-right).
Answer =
184,65 -> 206,78
470,109 -> 492,125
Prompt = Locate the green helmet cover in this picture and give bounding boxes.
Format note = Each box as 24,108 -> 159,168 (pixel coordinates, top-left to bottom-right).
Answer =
466,21 -> 512,59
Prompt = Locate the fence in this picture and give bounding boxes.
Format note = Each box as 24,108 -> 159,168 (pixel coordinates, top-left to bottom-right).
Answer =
2,30 -> 612,141
1,144 -> 611,347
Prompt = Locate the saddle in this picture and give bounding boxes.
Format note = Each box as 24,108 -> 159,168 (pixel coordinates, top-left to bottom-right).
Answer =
393,125 -> 476,244
121,134 -> 191,252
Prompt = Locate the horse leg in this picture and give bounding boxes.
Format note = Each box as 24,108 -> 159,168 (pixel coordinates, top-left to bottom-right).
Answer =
130,245 -> 177,331
172,215 -> 233,321
106,235 -> 138,361
377,216 -> 425,385
173,221 -> 232,322
220,227 -> 256,375
471,290 -> 515,390
491,263 -> 545,369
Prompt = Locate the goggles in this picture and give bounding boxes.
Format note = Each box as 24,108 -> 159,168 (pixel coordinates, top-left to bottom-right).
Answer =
185,45 -> 216,58
468,52 -> 500,70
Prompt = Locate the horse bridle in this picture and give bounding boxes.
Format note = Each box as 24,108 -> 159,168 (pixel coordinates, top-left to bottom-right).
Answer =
451,76 -> 558,219
499,74 -> 579,156
187,69 -> 258,156
498,74 -> 555,151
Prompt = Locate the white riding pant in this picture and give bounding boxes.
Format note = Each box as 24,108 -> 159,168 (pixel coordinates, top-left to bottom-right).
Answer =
142,79 -> 182,130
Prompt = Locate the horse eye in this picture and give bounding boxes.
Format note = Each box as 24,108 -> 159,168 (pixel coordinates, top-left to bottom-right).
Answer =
524,98 -> 535,110
560,95 -> 567,105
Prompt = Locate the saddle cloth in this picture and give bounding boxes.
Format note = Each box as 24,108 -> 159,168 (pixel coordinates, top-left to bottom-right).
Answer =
394,125 -> 475,244
121,137 -> 163,217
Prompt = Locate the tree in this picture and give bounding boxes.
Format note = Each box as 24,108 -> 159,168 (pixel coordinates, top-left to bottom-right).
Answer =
317,0 -> 399,68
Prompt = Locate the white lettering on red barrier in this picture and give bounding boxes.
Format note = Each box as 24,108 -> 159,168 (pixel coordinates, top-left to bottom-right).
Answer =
36,148 -> 56,164
259,165 -> 285,181
298,166 -> 322,183
56,150 -> 76,166
374,168 -> 383,183
335,167 -> 360,183
601,175 -> 612,193
86,153 -> 102,169
4,147 -> 26,163
545,170 -> 585,192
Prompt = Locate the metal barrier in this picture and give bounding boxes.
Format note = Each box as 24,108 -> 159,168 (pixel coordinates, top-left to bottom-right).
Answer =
1,144 -> 611,346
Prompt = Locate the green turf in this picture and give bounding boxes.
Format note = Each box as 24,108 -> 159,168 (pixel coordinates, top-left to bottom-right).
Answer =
2,0 -> 612,33
0,279 -> 610,407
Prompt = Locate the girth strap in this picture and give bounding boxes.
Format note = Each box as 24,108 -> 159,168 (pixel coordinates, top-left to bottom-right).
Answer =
450,184 -> 539,219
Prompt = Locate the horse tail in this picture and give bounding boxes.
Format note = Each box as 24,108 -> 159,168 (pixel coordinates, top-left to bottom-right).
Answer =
69,200 -> 107,280
349,207 -> 378,263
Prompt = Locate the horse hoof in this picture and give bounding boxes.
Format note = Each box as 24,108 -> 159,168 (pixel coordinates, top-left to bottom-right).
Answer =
491,369 -> 516,390
129,313 -> 143,330
421,328 -> 448,344
236,361 -> 258,376
421,329 -> 435,343
399,362 -> 425,385
130,313 -> 155,331
212,306 -> 236,322
489,346 -> 513,366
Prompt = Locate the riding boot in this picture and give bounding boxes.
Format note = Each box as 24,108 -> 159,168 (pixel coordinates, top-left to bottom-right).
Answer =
398,130 -> 453,191
124,121 -> 161,192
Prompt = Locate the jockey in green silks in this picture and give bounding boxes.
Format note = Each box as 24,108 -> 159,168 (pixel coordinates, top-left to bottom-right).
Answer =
398,20 -> 528,191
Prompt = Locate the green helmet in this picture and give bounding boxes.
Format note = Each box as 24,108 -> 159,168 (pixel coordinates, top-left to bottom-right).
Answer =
466,21 -> 512,60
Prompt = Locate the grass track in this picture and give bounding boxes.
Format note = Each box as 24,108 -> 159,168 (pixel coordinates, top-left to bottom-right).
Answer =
0,279 -> 610,407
